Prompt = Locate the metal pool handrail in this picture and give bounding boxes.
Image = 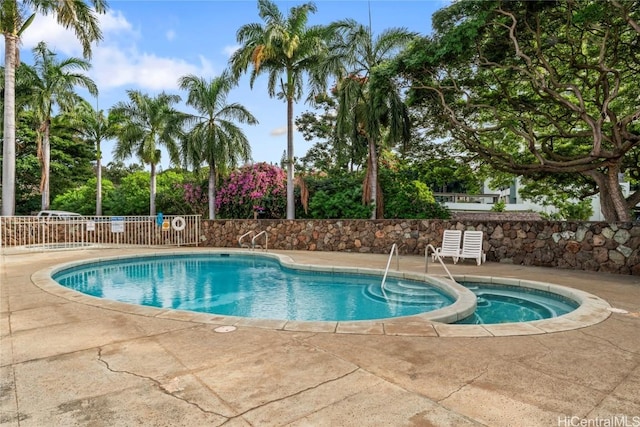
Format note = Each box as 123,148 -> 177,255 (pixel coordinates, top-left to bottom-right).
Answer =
238,230 -> 255,248
252,230 -> 268,251
381,243 -> 400,296
425,244 -> 456,283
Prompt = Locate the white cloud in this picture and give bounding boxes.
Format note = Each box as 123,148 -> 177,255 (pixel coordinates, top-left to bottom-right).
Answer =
270,127 -> 286,137
20,10 -> 135,57
92,48 -> 215,91
17,9 -> 216,93
166,30 -> 176,41
98,10 -> 135,35
223,44 -> 240,57
21,14 -> 84,57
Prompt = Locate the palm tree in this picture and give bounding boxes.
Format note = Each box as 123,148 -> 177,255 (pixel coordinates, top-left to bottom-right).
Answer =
332,20 -> 415,219
111,90 -> 185,216
229,0 -> 334,219
1,0 -> 107,216
179,71 -> 258,220
26,42 -> 98,210
70,100 -> 118,215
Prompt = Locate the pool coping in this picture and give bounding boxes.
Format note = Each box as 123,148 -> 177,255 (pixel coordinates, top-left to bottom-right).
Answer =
31,249 -> 612,337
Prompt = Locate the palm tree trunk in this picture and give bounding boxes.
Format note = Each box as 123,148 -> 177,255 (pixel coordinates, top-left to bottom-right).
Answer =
368,137 -> 378,220
208,165 -> 216,220
41,125 -> 51,210
286,96 -> 295,219
96,142 -> 102,216
150,163 -> 157,216
2,34 -> 17,216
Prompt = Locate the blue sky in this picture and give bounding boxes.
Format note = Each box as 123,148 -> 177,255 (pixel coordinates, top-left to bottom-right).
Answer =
12,0 -> 447,169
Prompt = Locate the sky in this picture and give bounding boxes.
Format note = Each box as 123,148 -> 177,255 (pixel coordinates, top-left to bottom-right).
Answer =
8,0 -> 448,170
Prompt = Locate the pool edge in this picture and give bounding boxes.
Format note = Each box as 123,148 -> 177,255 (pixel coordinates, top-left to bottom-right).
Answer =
32,249 -> 612,338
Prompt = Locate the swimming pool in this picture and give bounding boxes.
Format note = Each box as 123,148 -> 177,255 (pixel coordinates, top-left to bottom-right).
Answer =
455,283 -> 579,324
52,253 -> 460,322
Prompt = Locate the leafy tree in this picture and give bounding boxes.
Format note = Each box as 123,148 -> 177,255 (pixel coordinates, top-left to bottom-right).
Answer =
378,158 -> 450,219
103,160 -> 144,186
12,111 -> 40,214
1,0 -> 107,215
104,171 -> 149,215
330,20 -> 416,218
52,177 -> 116,215
24,42 -> 97,210
230,0 -> 334,219
396,0 -> 640,222
179,71 -> 258,219
304,173 -> 372,219
3,107 -> 94,214
295,92 -> 367,173
215,162 -> 286,219
49,112 -> 96,199
402,140 -> 482,194
518,175 -> 595,221
102,170 -> 191,216
111,90 -> 185,215
70,100 -> 119,215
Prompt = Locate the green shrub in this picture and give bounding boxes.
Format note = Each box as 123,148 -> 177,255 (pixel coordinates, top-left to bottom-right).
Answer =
308,187 -> 372,218
491,199 -> 506,212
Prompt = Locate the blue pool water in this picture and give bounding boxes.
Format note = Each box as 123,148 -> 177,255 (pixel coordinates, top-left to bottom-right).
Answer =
53,254 -> 455,321
456,283 -> 578,324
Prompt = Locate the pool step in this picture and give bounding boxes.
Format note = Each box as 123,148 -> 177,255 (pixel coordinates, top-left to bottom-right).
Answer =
365,281 -> 449,306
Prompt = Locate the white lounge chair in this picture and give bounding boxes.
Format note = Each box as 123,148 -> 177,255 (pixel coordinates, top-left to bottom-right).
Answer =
432,230 -> 462,263
459,230 -> 487,265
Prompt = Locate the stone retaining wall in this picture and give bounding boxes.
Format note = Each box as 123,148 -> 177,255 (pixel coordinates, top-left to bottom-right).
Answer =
200,219 -> 640,275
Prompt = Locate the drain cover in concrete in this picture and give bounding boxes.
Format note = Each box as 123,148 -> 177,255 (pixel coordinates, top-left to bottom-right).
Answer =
214,326 -> 237,333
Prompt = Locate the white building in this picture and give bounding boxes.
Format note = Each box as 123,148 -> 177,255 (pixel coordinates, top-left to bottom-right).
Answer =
437,180 -> 637,222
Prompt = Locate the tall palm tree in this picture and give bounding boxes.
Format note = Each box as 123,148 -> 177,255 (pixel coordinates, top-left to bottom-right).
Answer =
111,90 -> 185,216
26,42 -> 98,210
332,20 -> 415,219
179,71 -> 258,220
229,0 -> 334,219
70,100 -> 118,215
1,0 -> 107,216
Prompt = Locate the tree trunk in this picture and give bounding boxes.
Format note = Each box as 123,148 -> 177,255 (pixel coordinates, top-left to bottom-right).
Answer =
2,34 -> 17,216
368,137 -> 378,220
41,124 -> 51,210
208,165 -> 216,220
586,166 -> 632,222
150,162 -> 157,216
96,141 -> 102,216
286,96 -> 295,219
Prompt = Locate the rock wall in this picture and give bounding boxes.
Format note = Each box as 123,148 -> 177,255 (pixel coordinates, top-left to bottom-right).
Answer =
200,219 -> 640,275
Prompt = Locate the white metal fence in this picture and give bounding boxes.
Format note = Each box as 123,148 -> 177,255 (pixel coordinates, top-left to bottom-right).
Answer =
0,215 -> 200,251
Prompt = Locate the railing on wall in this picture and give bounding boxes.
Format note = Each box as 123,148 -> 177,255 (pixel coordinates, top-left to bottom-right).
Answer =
0,215 -> 200,251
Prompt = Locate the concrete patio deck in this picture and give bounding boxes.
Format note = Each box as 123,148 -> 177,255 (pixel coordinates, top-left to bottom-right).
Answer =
1,247 -> 639,426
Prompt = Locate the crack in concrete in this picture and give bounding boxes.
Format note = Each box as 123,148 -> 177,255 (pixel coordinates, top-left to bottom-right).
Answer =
436,368 -> 488,403
2,293 -> 24,426
578,327 -> 640,357
585,360 -> 640,419
218,366 -> 360,426
96,347 -> 228,421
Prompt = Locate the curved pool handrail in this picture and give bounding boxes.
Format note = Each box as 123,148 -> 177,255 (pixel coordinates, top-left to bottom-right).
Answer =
238,230 -> 255,248
252,230 -> 268,251
425,244 -> 456,283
